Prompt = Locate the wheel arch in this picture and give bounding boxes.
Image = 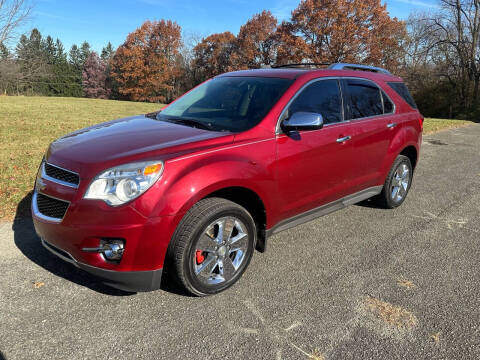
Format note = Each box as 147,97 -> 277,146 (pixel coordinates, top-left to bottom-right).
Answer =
204,186 -> 267,251
399,145 -> 418,170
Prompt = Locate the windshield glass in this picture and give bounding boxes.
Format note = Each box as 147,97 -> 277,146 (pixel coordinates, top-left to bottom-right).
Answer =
157,77 -> 293,132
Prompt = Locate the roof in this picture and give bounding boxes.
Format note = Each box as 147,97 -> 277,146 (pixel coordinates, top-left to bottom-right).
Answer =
216,68 -> 403,82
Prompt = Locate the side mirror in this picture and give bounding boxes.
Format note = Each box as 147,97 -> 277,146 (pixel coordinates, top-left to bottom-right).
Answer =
282,112 -> 324,132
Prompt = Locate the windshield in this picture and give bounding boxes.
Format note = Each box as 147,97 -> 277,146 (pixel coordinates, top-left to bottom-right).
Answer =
157,77 -> 293,132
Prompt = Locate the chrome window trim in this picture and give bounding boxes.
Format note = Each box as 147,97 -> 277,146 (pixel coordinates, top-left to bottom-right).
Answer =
276,76 -> 397,135
42,161 -> 80,189
32,190 -> 70,223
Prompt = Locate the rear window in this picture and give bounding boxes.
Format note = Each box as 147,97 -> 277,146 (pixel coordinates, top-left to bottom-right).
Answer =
345,79 -> 383,119
388,82 -> 417,109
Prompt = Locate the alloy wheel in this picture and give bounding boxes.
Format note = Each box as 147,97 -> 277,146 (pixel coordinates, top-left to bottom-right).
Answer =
193,216 -> 249,285
390,163 -> 410,202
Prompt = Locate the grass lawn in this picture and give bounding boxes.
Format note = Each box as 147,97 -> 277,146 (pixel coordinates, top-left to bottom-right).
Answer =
423,118 -> 474,134
0,95 -> 475,220
0,96 -> 162,220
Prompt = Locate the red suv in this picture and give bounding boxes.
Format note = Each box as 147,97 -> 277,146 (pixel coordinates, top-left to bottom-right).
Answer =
32,63 -> 422,296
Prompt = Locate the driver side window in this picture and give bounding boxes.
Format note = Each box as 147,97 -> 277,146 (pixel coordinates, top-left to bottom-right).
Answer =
288,79 -> 343,125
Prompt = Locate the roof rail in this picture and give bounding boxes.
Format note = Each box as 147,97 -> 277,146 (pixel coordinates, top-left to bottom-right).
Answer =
271,63 -> 330,69
328,63 -> 391,75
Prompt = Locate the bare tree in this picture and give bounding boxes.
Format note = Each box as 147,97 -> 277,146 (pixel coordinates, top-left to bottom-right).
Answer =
418,0 -> 480,111
0,0 -> 32,45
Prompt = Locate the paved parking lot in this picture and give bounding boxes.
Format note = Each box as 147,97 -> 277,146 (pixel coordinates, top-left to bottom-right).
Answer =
1,124 -> 480,360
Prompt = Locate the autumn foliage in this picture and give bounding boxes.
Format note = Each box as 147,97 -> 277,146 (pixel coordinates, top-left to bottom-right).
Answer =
278,0 -> 406,69
191,32 -> 237,81
108,0 -> 407,102
111,20 -> 183,103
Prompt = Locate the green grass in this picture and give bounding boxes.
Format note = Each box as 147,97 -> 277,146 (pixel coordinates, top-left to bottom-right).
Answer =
0,96 -> 475,220
423,118 -> 473,134
0,96 -> 162,220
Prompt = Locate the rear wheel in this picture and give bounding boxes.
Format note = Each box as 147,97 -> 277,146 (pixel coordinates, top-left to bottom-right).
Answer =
169,198 -> 256,296
375,155 -> 413,208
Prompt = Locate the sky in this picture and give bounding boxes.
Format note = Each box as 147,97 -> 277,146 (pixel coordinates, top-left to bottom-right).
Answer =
18,0 -> 441,53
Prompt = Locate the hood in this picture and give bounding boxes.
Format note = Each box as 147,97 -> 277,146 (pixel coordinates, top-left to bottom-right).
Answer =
46,115 -> 233,173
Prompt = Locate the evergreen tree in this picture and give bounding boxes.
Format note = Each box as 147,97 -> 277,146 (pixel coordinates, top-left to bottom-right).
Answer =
44,35 -> 56,64
15,34 -> 29,60
101,42 -> 114,62
69,44 -> 82,71
28,28 -> 44,59
55,39 -> 67,64
80,41 -> 91,65
0,42 -> 9,60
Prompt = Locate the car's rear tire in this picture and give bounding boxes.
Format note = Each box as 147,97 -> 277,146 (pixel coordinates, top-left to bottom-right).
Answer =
375,155 -> 413,209
168,198 -> 256,296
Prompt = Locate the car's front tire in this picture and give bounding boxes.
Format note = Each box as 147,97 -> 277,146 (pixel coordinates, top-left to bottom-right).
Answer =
169,198 -> 256,296
376,155 -> 413,209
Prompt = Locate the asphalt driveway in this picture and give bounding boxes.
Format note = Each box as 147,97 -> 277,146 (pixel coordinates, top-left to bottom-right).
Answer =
1,124 -> 479,360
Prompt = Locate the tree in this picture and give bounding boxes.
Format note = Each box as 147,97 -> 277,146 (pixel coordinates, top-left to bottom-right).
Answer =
277,0 -> 406,68
235,10 -> 278,68
44,35 -> 55,64
191,31 -> 237,82
101,41 -> 114,62
0,0 -> 32,44
68,44 -> 82,70
111,19 -> 183,102
82,51 -> 109,99
0,42 -> 9,59
79,41 -> 91,64
55,38 -> 66,64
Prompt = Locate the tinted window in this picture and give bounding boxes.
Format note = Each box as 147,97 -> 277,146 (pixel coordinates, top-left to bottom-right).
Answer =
388,82 -> 417,109
346,79 -> 383,119
159,77 -> 293,132
382,91 -> 394,113
288,79 -> 342,124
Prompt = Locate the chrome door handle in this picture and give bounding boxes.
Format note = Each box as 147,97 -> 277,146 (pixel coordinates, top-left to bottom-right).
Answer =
387,122 -> 397,128
336,136 -> 352,143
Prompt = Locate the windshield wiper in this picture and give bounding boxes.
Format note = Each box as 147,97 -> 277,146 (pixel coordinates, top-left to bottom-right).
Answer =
161,116 -> 214,131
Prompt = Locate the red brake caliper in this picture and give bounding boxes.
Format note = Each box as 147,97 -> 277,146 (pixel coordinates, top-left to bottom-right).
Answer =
195,250 -> 205,265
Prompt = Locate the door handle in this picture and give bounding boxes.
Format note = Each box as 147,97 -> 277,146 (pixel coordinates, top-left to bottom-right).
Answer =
336,136 -> 352,143
387,122 -> 397,128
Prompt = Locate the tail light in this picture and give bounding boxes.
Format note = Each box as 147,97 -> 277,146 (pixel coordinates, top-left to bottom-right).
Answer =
419,116 -> 424,131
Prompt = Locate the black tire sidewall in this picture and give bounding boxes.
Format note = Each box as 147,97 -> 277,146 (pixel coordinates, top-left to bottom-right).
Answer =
181,205 -> 256,296
384,156 -> 413,208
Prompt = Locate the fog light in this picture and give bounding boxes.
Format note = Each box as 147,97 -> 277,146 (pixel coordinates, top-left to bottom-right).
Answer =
82,239 -> 125,262
100,239 -> 124,261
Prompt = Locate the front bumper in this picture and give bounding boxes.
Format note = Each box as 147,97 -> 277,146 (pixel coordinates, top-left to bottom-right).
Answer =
41,237 -> 163,292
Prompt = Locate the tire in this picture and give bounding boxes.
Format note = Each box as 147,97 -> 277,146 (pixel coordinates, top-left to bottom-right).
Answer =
375,155 -> 413,209
168,198 -> 256,296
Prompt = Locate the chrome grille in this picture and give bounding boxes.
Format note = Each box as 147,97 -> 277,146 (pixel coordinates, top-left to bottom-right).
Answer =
44,162 -> 80,186
36,193 -> 69,220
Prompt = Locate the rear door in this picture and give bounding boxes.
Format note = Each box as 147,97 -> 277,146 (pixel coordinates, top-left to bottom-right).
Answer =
342,78 -> 402,192
275,78 -> 358,220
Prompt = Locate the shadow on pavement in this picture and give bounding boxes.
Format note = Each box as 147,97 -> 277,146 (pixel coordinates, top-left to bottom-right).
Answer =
0,350 -> 6,360
12,192 -> 189,297
354,197 -> 385,209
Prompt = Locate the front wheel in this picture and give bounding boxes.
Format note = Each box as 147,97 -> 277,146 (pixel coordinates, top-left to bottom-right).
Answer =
169,198 -> 256,296
375,155 -> 413,209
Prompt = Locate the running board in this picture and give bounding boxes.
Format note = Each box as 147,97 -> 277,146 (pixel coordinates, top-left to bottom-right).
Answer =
266,186 -> 383,237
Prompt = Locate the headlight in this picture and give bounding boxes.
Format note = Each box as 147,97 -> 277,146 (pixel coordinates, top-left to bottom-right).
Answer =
84,160 -> 164,206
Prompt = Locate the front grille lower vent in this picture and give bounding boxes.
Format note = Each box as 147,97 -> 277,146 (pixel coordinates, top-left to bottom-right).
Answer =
36,193 -> 69,220
44,163 -> 80,186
